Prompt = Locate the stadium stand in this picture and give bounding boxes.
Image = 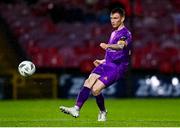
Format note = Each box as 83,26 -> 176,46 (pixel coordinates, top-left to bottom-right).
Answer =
0,0 -> 179,73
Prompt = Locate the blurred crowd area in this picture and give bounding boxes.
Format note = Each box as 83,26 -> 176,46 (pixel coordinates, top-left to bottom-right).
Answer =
0,0 -> 180,74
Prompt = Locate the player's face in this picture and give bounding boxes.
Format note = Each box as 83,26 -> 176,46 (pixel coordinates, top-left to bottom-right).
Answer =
110,12 -> 124,28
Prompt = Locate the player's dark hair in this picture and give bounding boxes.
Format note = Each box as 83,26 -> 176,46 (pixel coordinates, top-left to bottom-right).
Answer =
111,7 -> 125,17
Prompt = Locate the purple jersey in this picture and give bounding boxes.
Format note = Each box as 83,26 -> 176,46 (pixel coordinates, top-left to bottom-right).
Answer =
92,26 -> 132,86
106,27 -> 132,64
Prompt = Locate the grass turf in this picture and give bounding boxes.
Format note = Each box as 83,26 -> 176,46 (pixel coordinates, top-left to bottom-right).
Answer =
0,98 -> 180,127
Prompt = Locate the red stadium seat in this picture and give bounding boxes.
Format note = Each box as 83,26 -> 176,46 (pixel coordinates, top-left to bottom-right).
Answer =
159,60 -> 173,74
42,19 -> 56,33
174,60 -> 180,73
80,60 -> 94,73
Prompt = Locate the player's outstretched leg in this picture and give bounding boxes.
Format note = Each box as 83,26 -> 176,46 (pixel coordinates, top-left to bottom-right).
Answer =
60,86 -> 91,118
60,106 -> 80,118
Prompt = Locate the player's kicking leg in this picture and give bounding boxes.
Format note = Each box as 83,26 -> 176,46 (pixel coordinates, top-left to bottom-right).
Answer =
60,106 -> 80,118
59,73 -> 100,118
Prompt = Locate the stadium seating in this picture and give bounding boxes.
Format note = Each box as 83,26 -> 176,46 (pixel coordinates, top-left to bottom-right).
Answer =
0,0 -> 179,73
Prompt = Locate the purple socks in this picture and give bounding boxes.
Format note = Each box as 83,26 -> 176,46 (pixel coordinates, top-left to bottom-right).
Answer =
75,86 -> 90,109
95,93 -> 106,111
75,86 -> 105,111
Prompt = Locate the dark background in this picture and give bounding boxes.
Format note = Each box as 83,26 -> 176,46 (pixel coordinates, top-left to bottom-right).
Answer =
0,0 -> 180,99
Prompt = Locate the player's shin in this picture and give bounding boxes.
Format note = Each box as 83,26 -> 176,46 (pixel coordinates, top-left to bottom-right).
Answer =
95,93 -> 106,111
75,86 -> 91,109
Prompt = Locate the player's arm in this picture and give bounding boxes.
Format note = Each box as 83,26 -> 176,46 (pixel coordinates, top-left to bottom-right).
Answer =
93,59 -> 105,67
100,40 -> 127,50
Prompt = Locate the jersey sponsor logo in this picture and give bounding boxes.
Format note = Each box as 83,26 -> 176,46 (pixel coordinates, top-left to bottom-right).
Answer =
103,76 -> 108,80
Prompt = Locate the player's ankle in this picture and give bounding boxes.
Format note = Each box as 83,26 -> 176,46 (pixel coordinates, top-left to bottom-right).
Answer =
74,105 -> 80,111
100,109 -> 106,112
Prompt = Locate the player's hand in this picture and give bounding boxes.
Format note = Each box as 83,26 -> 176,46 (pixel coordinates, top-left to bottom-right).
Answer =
100,43 -> 108,50
93,59 -> 105,67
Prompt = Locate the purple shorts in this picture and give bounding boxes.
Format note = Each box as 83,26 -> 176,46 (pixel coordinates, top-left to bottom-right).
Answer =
91,62 -> 128,87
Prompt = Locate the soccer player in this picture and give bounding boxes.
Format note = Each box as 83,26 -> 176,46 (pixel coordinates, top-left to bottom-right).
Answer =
60,7 -> 132,121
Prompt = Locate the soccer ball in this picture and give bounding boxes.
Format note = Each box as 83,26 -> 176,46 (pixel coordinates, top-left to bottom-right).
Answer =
18,61 -> 36,77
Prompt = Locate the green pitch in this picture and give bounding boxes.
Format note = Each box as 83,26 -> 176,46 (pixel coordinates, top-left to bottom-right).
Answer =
0,98 -> 180,127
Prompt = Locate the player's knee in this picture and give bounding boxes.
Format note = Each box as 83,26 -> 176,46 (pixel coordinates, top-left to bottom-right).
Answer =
92,88 -> 101,96
84,79 -> 92,88
84,79 -> 89,85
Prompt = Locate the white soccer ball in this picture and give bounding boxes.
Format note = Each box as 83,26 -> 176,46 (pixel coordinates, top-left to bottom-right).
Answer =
18,61 -> 36,77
